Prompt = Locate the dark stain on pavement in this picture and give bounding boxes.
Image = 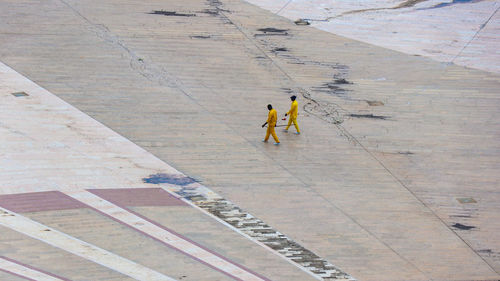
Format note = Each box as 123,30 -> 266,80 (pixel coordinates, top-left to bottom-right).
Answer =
190,35 -> 211,39
450,214 -> 472,218
313,82 -> 349,96
349,114 -> 389,120
325,0 -> 430,21
419,0 -> 485,10
143,173 -> 197,186
255,27 -> 289,36
202,0 -> 231,16
395,0 -> 430,8
452,223 -> 476,230
333,78 -> 352,84
272,47 -> 288,53
366,100 -> 384,106
258,27 -> 288,33
205,0 -> 234,24
149,10 -> 196,17
478,249 -> 493,254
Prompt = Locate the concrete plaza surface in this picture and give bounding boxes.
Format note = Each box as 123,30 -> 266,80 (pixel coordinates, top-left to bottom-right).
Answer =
246,0 -> 500,74
0,0 -> 499,280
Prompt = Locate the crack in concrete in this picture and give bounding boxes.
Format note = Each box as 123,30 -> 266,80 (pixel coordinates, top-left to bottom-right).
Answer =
301,0 -> 430,22
59,0 -> 184,91
450,3 -> 500,64
165,184 -> 356,280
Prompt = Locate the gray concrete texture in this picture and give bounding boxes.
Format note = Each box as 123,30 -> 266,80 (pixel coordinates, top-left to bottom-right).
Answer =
1,0 -> 499,280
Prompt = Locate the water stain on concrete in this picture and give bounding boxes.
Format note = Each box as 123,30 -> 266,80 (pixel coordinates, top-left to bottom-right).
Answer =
420,0 -> 485,10
11,91 -> 29,97
255,27 -> 289,36
334,78 -> 352,84
205,0 -> 233,24
272,47 -> 288,53
349,114 -> 389,120
143,173 -> 197,186
148,10 -> 196,17
202,0 -> 230,16
452,223 -> 476,230
366,100 -> 384,106
316,0 -> 431,22
478,249 -> 493,254
190,35 -> 211,39
313,82 -> 349,96
450,215 -> 472,218
258,27 -> 288,33
396,0 -> 430,9
457,197 -> 477,204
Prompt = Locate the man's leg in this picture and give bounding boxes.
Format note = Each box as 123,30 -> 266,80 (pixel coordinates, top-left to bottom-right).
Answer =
292,118 -> 300,133
285,118 -> 293,130
264,127 -> 271,141
270,126 -> 280,143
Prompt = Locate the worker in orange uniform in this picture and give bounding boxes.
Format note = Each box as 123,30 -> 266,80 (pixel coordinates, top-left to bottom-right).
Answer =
262,104 -> 280,145
284,95 -> 300,134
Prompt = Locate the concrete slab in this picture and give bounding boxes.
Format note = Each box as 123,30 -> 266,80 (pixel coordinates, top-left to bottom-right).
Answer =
1,0 -> 499,280
0,45 -> 342,280
245,0 -> 500,74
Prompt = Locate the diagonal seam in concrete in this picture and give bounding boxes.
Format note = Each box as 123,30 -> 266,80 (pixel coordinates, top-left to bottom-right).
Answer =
450,3 -> 500,64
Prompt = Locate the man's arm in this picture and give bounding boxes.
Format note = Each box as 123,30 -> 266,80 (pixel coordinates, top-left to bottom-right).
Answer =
263,112 -> 271,127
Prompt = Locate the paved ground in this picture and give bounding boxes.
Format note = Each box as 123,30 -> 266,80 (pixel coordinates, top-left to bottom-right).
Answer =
246,0 -> 500,74
0,62 -> 327,280
0,0 -> 499,280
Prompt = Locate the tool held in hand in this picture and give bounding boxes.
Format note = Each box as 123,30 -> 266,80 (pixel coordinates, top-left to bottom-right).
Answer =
263,124 -> 287,127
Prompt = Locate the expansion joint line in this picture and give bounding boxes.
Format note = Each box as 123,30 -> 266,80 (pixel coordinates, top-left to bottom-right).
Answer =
276,0 -> 293,15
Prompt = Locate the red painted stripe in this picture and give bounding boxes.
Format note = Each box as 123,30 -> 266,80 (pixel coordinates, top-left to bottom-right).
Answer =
0,268 -> 36,281
0,190 -> 269,281
0,256 -> 72,281
0,191 -> 86,213
87,188 -> 187,207
124,206 -> 273,281
86,189 -> 272,281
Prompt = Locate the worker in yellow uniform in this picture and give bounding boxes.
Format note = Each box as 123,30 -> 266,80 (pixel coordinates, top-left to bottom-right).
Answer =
262,104 -> 280,145
284,95 -> 300,134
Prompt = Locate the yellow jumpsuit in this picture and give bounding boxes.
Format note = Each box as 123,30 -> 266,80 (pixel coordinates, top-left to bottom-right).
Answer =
265,109 -> 280,143
285,100 -> 300,133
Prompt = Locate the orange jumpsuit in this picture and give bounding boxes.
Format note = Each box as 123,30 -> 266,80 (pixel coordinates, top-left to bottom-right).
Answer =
285,100 -> 300,133
265,109 -> 280,143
